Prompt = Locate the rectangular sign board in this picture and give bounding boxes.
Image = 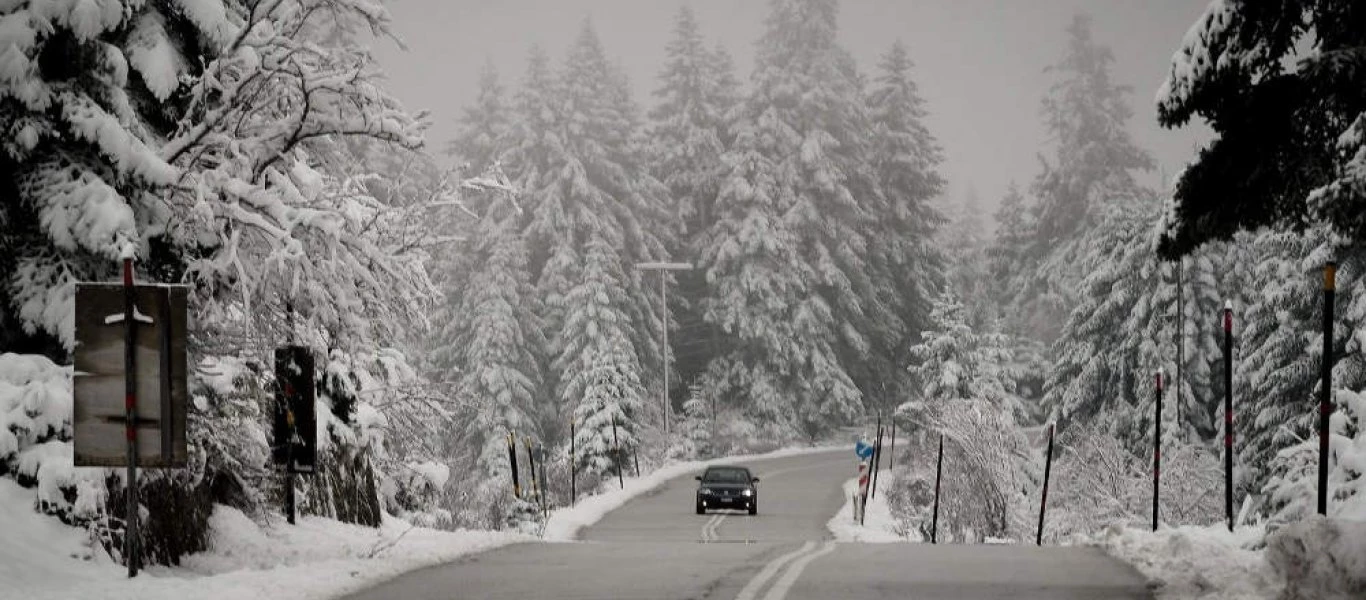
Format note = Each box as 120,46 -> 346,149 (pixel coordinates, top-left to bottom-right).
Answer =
273,346 -> 317,474
73,283 -> 188,468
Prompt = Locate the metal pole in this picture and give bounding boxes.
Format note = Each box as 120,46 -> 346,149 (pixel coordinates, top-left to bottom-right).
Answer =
1320,262 -> 1335,516
1037,423 -> 1054,546
931,434 -> 943,544
1223,301 -> 1234,531
611,415 -> 624,490
633,447 -> 640,478
1153,369 -> 1163,532
122,258 -> 139,578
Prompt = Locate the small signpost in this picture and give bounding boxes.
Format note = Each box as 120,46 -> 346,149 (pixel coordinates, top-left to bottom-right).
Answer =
74,264 -> 189,579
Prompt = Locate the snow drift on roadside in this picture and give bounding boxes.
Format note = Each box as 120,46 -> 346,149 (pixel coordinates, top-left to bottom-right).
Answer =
0,478 -> 528,600
827,474 -> 906,543
542,444 -> 842,541
1092,524 -> 1276,599
1266,517 -> 1366,599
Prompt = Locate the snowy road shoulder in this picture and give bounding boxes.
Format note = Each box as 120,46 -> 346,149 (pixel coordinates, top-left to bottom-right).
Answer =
1089,524 -> 1275,600
0,479 -> 529,600
827,475 -> 908,543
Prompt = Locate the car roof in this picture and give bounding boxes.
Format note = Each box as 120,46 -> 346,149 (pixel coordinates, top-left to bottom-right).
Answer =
703,465 -> 750,474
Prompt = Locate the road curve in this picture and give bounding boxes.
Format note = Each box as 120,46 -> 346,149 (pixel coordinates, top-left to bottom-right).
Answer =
341,448 -> 1153,599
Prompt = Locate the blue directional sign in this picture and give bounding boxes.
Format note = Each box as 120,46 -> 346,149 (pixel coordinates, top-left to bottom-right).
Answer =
855,439 -> 874,459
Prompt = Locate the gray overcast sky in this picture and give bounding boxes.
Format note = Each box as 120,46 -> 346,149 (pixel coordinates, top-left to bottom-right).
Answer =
373,0 -> 1213,223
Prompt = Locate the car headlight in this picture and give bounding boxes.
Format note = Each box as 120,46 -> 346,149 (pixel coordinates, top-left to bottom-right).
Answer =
742,489 -> 754,497
700,488 -> 713,495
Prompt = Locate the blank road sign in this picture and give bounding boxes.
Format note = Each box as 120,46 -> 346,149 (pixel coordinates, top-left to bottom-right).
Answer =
73,283 -> 188,468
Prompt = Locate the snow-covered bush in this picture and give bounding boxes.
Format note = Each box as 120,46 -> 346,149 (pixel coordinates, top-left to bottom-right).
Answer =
1263,387 -> 1366,529
1049,425 -> 1222,541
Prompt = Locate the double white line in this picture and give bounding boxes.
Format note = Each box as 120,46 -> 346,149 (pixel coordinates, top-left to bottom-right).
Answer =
700,512 -> 728,542
734,540 -> 837,600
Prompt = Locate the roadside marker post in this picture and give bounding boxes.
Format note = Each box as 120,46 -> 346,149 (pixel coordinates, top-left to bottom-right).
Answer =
1319,262 -> 1335,516
570,419 -> 577,505
1153,369 -> 1163,532
508,432 -> 521,499
931,434 -> 943,544
869,416 -> 884,502
611,415 -> 624,490
1223,301 -> 1234,531
1036,423 -> 1054,546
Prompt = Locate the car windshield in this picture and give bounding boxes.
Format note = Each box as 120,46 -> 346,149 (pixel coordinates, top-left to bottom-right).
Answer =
703,468 -> 749,483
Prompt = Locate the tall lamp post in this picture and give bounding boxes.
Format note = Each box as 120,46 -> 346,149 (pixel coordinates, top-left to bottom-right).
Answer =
635,261 -> 693,436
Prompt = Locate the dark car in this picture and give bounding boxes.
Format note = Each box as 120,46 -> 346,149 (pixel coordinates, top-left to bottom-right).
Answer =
695,465 -> 759,515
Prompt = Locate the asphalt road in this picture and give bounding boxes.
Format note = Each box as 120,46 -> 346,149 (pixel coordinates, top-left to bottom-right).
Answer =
343,449 -> 1153,599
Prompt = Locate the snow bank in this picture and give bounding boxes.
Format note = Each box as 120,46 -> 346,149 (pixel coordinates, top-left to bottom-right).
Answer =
542,444 -> 841,541
827,475 -> 906,543
1091,524 -> 1277,599
0,479 -> 528,600
1266,517 -> 1366,599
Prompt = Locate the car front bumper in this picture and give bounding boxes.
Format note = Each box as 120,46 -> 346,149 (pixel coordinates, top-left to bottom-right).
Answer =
698,494 -> 754,509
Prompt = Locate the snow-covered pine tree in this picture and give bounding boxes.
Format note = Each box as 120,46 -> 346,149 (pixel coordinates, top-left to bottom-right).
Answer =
986,184 -> 1033,322
670,386 -> 714,461
701,0 -> 874,440
861,39 -> 946,411
508,24 -> 670,444
558,235 -> 647,478
647,8 -> 740,403
1008,13 -> 1154,346
447,58 -> 511,174
937,189 -> 994,331
446,189 -> 544,501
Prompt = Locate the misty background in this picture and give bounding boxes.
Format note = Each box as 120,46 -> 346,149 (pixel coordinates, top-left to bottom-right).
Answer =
375,0 -> 1214,219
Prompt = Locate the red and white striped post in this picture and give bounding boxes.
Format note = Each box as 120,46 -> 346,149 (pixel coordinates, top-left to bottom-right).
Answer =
856,460 -> 869,523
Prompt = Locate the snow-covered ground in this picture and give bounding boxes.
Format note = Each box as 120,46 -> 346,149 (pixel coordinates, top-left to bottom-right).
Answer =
827,473 -> 907,543
1092,524 -> 1275,599
0,477 -> 529,600
1092,517 -> 1366,600
543,444 -> 842,540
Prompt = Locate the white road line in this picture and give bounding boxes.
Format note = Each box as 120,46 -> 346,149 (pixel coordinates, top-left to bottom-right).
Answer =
702,513 -> 722,542
711,513 -> 727,541
761,540 -> 837,600
734,541 -> 817,600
